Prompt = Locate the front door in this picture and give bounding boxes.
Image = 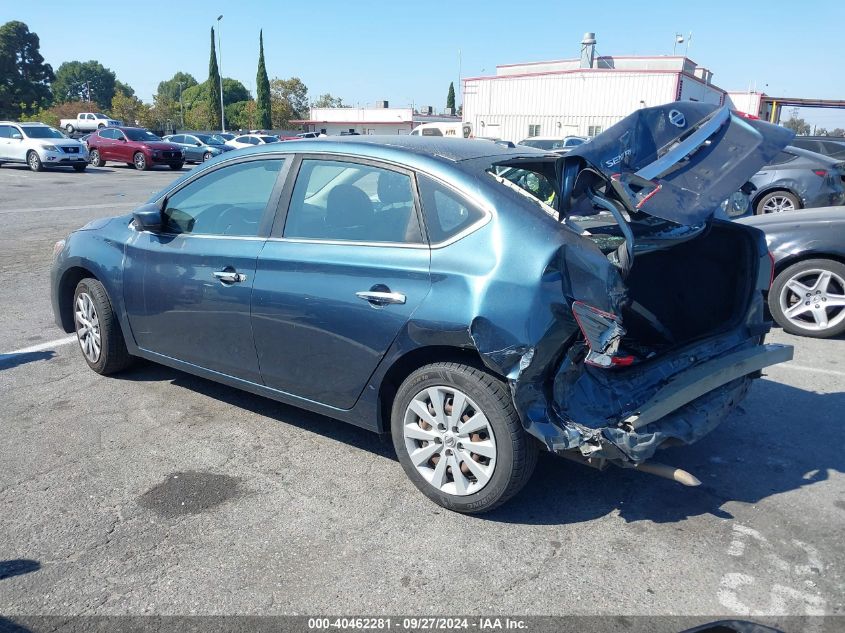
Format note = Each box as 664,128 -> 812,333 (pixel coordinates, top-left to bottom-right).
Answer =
124,156 -> 288,382
251,157 -> 431,409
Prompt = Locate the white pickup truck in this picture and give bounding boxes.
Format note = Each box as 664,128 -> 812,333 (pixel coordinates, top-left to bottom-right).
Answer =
59,112 -> 122,135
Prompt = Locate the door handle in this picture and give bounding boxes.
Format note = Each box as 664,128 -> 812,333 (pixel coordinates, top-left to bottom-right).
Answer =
213,270 -> 246,284
355,290 -> 406,305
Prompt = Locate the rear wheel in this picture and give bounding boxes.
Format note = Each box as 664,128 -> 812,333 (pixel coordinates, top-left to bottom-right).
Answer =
73,278 -> 132,375
391,362 -> 538,514
89,149 -> 105,167
133,152 -> 149,170
27,151 -> 44,172
769,259 -> 845,338
756,190 -> 800,215
98,123 -> 106,129
65,124 -> 75,135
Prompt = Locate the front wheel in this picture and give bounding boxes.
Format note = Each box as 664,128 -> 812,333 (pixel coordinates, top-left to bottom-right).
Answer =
203,152 -> 213,162
27,151 -> 44,172
169,162 -> 184,170
769,259 -> 845,338
89,149 -> 105,167
391,362 -> 538,514
72,163 -> 87,172
756,191 -> 800,215
73,278 -> 132,374
133,152 -> 149,170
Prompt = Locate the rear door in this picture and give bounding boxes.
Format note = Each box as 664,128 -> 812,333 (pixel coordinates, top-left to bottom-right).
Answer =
0,125 -> 15,161
251,155 -> 432,409
124,156 -> 289,381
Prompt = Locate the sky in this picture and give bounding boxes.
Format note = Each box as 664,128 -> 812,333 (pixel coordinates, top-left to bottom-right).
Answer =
6,0 -> 845,130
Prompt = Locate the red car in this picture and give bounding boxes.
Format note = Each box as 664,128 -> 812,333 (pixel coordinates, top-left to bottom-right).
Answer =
87,127 -> 184,171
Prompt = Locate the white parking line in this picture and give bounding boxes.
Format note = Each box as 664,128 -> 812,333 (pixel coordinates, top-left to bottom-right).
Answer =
0,203 -> 126,215
5,335 -> 77,355
771,363 -> 845,378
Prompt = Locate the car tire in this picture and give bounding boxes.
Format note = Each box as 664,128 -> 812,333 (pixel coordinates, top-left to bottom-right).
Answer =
98,124 -> 106,129
133,152 -> 149,171
73,163 -> 87,172
203,152 -> 213,162
89,149 -> 105,167
73,278 -> 133,375
27,151 -> 44,172
65,124 -> 75,135
756,190 -> 800,215
391,362 -> 538,514
169,162 -> 184,170
769,258 -> 845,338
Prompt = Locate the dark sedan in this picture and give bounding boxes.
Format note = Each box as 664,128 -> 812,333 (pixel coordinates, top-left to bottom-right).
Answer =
749,146 -> 845,214
163,133 -> 235,164
51,103 -> 794,513
740,206 -> 845,338
87,127 -> 184,171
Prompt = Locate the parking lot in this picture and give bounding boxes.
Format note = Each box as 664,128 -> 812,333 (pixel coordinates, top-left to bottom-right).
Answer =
0,163 -> 843,620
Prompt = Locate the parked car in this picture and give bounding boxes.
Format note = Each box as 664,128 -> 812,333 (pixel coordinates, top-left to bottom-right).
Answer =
295,132 -> 321,139
740,206 -> 845,338
87,127 -> 184,171
59,112 -> 122,135
79,134 -> 92,149
409,122 -> 473,138
749,146 -> 845,214
0,121 -> 88,172
225,134 -> 280,149
517,136 -> 587,153
163,133 -> 235,163
51,102 -> 794,513
789,136 -> 845,160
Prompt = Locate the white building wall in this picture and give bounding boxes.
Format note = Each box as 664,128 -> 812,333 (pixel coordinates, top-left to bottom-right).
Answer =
678,77 -> 724,105
463,71 -> 679,142
725,92 -> 763,117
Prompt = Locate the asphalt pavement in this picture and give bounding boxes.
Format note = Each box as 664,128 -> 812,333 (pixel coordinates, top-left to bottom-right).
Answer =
0,163 -> 842,622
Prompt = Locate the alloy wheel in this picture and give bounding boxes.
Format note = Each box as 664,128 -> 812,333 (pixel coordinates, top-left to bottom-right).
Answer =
402,385 -> 497,496
779,268 -> 845,332
28,153 -> 40,171
762,195 -> 796,213
74,292 -> 102,363
134,153 -> 146,170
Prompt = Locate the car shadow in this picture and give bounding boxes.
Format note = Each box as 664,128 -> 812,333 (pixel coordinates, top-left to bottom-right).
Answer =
113,364 -> 842,525
0,351 -> 55,371
0,559 -> 40,580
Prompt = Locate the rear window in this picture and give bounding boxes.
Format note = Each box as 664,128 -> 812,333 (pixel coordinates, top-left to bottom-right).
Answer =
767,151 -> 798,166
417,174 -> 485,243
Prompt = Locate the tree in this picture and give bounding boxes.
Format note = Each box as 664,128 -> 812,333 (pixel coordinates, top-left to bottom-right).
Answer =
208,27 -> 222,130
255,30 -> 272,129
182,79 -> 250,129
446,82 -> 455,111
20,100 -> 102,128
156,72 -> 198,103
782,108 -> 811,136
831,128 -> 845,138
0,21 -> 54,119
226,100 -> 257,131
111,91 -> 148,126
114,80 -> 135,98
270,77 -> 308,129
52,60 -> 117,106
313,93 -> 345,108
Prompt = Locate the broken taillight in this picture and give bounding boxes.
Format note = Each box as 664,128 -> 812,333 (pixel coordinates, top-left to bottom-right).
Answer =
572,301 -> 634,368
812,169 -> 828,178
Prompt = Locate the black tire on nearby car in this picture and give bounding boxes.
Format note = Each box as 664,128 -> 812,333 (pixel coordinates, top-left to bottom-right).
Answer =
72,278 -> 133,375
65,124 -> 75,135
73,163 -> 87,172
27,151 -> 44,172
98,123 -> 106,129
391,362 -> 538,514
203,152 -> 213,162
89,149 -> 105,167
133,152 -> 149,171
769,258 -> 845,338
169,162 -> 184,171
756,190 -> 801,215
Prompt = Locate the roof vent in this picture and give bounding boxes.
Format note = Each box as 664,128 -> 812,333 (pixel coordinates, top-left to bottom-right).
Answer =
580,32 -> 596,69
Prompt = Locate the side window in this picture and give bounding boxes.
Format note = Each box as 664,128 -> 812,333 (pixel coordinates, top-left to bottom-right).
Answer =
822,140 -> 845,156
170,135 -> 184,144
284,159 -> 422,244
163,159 -> 284,236
417,174 -> 485,244
234,136 -> 249,143
767,151 -> 797,166
421,127 -> 443,136
99,129 -> 114,139
0,125 -> 11,139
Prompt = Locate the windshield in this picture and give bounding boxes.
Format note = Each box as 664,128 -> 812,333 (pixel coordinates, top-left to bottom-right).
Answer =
195,134 -> 223,145
213,134 -> 233,142
124,129 -> 161,142
94,113 -> 109,119
22,126 -> 66,139
520,139 -> 566,150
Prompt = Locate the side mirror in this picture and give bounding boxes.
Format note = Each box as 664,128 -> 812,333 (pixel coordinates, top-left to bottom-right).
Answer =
195,142 -> 202,147
133,201 -> 164,232
11,133 -> 22,140
118,137 -> 126,142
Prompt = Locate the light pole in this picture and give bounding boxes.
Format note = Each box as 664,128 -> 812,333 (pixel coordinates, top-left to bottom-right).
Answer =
217,14 -> 225,132
177,81 -> 185,130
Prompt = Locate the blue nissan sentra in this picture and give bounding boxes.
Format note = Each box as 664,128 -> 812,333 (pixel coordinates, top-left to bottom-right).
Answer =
51,103 -> 794,513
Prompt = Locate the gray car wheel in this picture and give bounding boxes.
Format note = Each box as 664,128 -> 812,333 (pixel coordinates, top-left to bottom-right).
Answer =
391,362 -> 538,514
73,278 -> 132,374
769,259 -> 845,338
89,149 -> 105,167
27,151 -> 44,172
756,191 -> 800,215
133,152 -> 149,170
203,151 -> 213,162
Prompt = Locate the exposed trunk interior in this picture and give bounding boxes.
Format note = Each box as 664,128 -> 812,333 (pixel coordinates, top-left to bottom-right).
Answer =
621,223 -> 756,352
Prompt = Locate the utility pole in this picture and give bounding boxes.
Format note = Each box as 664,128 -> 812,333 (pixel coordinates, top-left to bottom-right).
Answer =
217,14 -> 226,133
177,81 -> 185,129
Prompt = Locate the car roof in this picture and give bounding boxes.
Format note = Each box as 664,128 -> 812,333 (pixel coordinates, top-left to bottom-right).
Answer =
784,145 -> 841,164
261,135 -> 549,163
0,121 -> 47,126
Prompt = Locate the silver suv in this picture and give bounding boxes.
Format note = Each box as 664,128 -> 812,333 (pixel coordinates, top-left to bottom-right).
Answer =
0,122 -> 89,172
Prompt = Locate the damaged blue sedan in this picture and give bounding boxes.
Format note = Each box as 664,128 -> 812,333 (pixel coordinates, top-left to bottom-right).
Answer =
51,102 -> 795,513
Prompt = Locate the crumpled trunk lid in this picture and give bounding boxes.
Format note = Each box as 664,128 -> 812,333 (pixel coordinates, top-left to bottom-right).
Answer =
559,102 -> 794,228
